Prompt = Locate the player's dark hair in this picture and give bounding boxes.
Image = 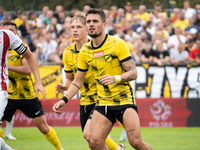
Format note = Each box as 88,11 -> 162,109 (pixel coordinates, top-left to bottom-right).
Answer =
86,8 -> 106,23
3,22 -> 19,31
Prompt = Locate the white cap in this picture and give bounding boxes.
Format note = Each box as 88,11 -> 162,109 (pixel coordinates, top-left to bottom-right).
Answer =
190,28 -> 198,34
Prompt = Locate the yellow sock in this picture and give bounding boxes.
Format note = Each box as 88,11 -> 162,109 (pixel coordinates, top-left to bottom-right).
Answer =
118,121 -> 125,129
44,126 -> 62,150
105,136 -> 118,150
0,129 -> 4,139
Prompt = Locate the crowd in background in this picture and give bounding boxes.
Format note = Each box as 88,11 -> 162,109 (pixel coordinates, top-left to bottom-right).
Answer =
0,0 -> 200,66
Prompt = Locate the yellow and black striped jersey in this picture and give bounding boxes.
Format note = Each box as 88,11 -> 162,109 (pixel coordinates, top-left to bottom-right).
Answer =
63,42 -> 97,105
8,43 -> 37,100
78,34 -> 135,106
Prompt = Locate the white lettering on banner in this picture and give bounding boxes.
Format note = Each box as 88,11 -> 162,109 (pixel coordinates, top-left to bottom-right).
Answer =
187,67 -> 200,98
148,67 -> 165,98
166,66 -> 187,97
135,66 -> 147,98
149,100 -> 173,127
149,122 -> 173,127
61,65 -> 200,99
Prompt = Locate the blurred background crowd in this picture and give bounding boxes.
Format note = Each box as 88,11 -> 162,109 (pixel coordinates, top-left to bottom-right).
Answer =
0,0 -> 200,66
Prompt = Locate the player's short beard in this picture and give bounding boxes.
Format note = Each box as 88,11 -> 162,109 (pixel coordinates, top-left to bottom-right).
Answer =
88,31 -> 102,38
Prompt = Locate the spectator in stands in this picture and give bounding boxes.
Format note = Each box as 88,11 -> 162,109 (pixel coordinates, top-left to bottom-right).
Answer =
1,11 -> 11,26
186,38 -> 196,52
28,11 -> 42,33
189,37 -> 200,63
44,10 -> 54,25
114,25 -> 125,38
171,8 -> 179,23
19,14 -> 30,40
125,27 -> 137,42
105,17 -> 113,34
154,40 -> 170,66
131,16 -> 141,32
70,5 -> 80,18
83,5 -> 91,14
35,43 -> 46,64
154,1 -> 167,17
58,11 -> 65,25
39,6 -> 49,21
124,2 -> 132,22
184,17 -> 198,34
183,0 -> 196,19
14,9 -> 23,27
170,44 -> 189,64
109,6 -> 118,22
155,20 -> 169,42
195,54 -> 200,65
146,21 -> 156,35
190,28 -> 198,41
115,8 -> 125,24
173,11 -> 189,34
141,40 -> 155,62
46,17 -> 62,34
194,10 -> 200,27
167,27 -> 187,55
137,5 -> 149,22
48,46 -> 63,64
0,6 -> 4,24
43,31 -> 58,61
54,5 -> 63,19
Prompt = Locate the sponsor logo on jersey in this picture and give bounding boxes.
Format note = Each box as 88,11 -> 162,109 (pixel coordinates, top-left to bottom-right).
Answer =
76,56 -> 79,61
0,38 -> 2,44
93,51 -> 104,57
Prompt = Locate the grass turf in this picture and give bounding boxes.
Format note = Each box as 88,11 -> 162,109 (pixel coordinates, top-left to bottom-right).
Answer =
2,127 -> 200,150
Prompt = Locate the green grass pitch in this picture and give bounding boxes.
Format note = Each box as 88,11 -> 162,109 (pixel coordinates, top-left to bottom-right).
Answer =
2,127 -> 200,150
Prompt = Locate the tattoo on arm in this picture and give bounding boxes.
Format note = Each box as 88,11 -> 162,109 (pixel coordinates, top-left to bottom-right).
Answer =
71,83 -> 80,90
111,76 -> 116,83
121,59 -> 137,82
127,129 -> 135,133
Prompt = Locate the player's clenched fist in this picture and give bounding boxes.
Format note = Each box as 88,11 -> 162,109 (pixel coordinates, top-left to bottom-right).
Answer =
53,100 -> 66,114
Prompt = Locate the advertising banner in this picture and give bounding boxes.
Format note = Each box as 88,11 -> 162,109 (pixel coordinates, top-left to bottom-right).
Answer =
4,98 -> 194,127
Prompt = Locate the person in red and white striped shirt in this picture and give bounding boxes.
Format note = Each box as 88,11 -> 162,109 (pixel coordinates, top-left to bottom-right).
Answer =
0,27 -> 46,125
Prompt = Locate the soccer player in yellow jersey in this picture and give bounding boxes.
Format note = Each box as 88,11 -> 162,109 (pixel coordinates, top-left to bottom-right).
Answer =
53,8 -> 153,150
2,22 -> 64,150
55,12 -> 125,150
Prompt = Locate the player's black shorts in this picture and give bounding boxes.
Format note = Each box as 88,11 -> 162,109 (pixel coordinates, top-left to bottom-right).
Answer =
2,97 -> 44,122
94,104 -> 138,125
80,103 -> 96,131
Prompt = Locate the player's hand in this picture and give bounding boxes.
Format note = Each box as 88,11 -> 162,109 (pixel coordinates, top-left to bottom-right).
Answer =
99,75 -> 116,85
35,83 -> 46,101
55,83 -> 66,94
53,100 -> 66,114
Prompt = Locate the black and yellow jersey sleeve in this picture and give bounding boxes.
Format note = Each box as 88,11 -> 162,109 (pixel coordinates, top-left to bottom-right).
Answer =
63,42 -> 97,105
78,35 -> 135,106
8,44 -> 37,100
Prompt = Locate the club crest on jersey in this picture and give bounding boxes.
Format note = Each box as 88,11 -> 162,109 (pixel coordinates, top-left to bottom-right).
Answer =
8,53 -> 12,57
76,56 -> 79,61
104,54 -> 112,63
93,51 -> 104,57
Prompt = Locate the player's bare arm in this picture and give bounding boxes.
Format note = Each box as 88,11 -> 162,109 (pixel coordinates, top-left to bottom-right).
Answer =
99,59 -> 137,85
53,70 -> 86,113
56,72 -> 74,93
22,48 -> 46,101
8,58 -> 31,75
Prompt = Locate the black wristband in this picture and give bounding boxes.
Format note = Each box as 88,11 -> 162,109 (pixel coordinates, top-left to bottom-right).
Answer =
61,96 -> 68,104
